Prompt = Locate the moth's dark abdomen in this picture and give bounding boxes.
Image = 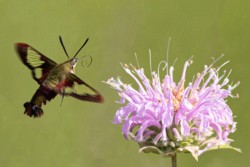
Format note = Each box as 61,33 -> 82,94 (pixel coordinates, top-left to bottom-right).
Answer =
23,86 -> 57,118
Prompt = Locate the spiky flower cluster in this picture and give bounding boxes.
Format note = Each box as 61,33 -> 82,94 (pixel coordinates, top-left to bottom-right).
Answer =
106,56 -> 240,160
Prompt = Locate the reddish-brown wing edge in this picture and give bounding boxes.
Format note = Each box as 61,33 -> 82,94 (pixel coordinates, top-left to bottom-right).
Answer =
15,43 -> 57,84
64,73 -> 104,103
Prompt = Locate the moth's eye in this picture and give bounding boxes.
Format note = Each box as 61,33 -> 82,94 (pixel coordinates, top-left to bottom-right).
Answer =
71,58 -> 78,66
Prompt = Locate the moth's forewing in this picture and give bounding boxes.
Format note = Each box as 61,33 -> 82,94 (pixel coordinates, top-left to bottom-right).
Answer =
63,73 -> 103,103
15,43 -> 57,84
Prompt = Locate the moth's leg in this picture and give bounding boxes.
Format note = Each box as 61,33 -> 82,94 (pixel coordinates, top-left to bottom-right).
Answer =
60,89 -> 65,107
73,85 -> 77,94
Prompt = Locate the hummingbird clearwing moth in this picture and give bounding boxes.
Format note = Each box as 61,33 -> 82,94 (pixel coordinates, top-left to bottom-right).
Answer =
15,36 -> 103,118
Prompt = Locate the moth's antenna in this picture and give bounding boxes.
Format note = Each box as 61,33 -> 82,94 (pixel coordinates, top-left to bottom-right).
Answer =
59,36 -> 69,58
73,38 -> 89,58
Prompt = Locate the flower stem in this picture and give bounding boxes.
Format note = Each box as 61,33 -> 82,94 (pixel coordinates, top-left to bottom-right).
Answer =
171,154 -> 177,167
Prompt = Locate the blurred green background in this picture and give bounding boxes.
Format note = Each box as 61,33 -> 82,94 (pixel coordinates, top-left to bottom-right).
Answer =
0,0 -> 249,166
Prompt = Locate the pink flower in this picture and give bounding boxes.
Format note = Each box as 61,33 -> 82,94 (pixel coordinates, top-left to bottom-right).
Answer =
106,55 -> 241,160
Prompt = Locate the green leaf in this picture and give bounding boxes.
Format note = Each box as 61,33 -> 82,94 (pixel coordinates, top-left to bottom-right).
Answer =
139,146 -> 162,154
139,146 -> 176,157
204,145 -> 242,153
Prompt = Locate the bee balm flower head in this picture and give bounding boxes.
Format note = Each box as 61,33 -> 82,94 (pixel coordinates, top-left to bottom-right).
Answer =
106,55 -> 240,160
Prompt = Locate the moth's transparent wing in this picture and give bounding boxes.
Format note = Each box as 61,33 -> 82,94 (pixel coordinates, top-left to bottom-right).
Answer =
63,73 -> 103,103
15,43 -> 57,84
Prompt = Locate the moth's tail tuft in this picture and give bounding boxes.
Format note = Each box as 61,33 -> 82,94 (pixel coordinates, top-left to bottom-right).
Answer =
23,102 -> 44,118
22,86 -> 57,118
